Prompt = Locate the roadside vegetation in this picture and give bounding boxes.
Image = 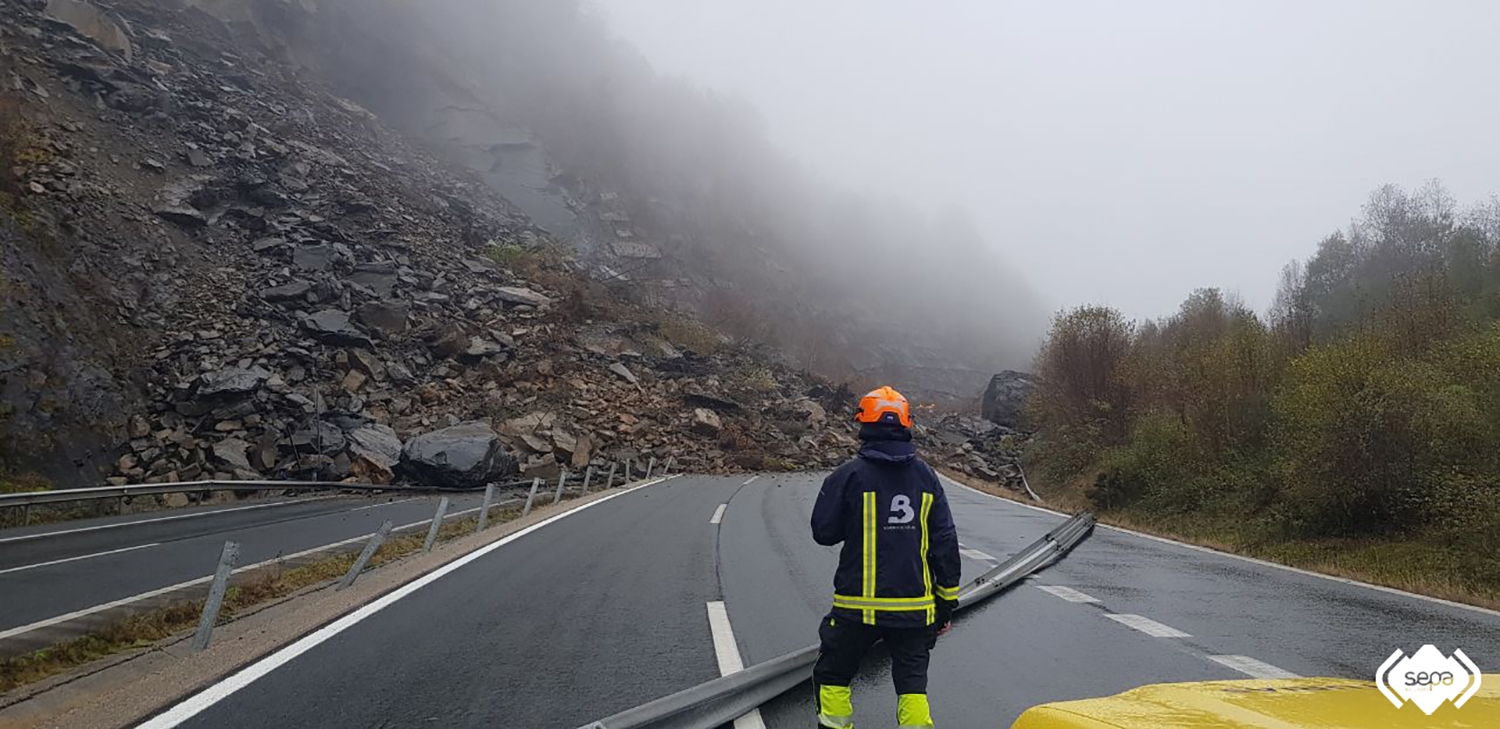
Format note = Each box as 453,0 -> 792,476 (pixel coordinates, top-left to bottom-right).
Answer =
0,506 -> 523,693
1024,182 -> 1500,608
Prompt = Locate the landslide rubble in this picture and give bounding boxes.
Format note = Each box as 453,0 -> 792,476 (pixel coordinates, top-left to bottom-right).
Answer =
0,0 -> 861,488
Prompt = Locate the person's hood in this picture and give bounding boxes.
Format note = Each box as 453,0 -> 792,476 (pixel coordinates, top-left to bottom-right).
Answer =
858,422 -> 917,464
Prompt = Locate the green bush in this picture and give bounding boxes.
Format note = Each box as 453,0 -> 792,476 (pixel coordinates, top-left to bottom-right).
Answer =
1272,336 -> 1491,536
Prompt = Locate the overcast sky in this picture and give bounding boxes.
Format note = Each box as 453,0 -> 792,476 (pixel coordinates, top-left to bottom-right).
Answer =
593,0 -> 1500,320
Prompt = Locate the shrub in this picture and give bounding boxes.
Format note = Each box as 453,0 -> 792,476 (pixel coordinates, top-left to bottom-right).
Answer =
1272,337 -> 1491,536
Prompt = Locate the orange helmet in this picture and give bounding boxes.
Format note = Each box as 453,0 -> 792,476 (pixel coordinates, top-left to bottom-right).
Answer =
854,386 -> 912,428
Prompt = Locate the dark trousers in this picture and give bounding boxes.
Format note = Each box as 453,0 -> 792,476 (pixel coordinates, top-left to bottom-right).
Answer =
812,613 -> 932,695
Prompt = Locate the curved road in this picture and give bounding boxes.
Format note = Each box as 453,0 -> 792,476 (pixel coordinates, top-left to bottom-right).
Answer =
119,471 -> 1500,728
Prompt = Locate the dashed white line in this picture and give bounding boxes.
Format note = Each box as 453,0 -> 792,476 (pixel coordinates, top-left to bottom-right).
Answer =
0,542 -> 162,575
0,499 -> 312,544
136,476 -> 674,728
706,601 -> 767,729
940,474 -> 1500,619
959,547 -> 997,563
1104,613 -> 1192,638
348,497 -> 422,512
742,475 -> 760,486
710,504 -> 728,525
1208,655 -> 1302,679
0,499 -> 486,643
1036,585 -> 1101,604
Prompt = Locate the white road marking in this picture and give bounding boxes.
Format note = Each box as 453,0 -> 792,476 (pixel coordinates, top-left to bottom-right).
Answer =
959,547 -> 997,563
940,475 -> 1500,619
0,543 -> 162,576
135,476 -> 676,729
710,504 -> 728,525
0,500 -> 312,544
1104,613 -> 1192,638
347,497 -> 422,512
742,475 -> 760,485
1208,655 -> 1302,679
0,499 -> 487,643
1036,585 -> 1101,604
706,601 -> 768,729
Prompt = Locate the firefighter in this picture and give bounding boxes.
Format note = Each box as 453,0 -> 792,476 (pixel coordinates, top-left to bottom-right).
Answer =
810,386 -> 961,728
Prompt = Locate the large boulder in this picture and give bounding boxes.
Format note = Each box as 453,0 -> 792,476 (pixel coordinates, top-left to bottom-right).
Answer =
981,370 -> 1036,429
400,421 -> 517,488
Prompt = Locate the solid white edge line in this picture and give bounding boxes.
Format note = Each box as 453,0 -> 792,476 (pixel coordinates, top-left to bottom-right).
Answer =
1035,585 -> 1101,604
1207,655 -> 1302,679
706,601 -> 767,729
137,476 -> 674,729
0,542 -> 162,576
0,494 -> 495,642
710,504 -> 728,525
0,500 -> 314,544
939,475 -> 1500,619
1104,613 -> 1192,638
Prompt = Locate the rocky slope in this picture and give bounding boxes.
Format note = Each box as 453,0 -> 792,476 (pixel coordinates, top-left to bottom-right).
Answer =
0,0 -> 872,487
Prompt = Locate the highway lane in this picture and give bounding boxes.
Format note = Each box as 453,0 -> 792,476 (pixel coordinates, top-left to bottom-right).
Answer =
137,470 -> 1500,728
721,472 -> 1500,727
165,475 -> 742,729
0,492 -> 489,637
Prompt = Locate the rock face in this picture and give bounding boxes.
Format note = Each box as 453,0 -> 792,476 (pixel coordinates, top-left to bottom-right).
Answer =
981,371 -> 1035,428
400,421 -> 517,488
0,0 -> 860,487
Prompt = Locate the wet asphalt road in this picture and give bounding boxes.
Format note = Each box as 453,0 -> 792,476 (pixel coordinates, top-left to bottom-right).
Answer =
0,492 -> 488,635
123,473 -> 1500,727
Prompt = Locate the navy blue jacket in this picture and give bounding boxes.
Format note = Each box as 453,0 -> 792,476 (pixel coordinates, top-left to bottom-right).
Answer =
811,438 -> 961,627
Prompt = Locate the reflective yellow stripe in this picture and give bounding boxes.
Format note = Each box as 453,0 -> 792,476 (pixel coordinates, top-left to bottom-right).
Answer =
935,584 -> 961,600
818,685 -> 854,727
897,693 -> 933,727
833,593 -> 933,604
919,492 -> 934,625
833,600 -> 934,612
862,491 -> 876,625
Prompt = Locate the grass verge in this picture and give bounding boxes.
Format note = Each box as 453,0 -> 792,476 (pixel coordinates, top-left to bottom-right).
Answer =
0,507 -> 523,693
940,468 -> 1500,612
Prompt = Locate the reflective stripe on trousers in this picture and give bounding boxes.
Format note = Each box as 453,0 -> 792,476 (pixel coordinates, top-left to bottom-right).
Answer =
818,684 -> 854,727
898,692 -> 934,727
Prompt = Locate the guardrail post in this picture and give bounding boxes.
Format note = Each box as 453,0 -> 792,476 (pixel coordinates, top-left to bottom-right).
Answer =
552,469 -> 568,506
605,461 -> 618,489
338,520 -> 393,591
192,540 -> 241,651
646,457 -> 656,480
664,457 -> 674,475
581,466 -> 594,494
422,497 -> 451,553
626,458 -> 635,482
477,484 -> 496,532
522,477 -> 541,517
22,504 -> 30,526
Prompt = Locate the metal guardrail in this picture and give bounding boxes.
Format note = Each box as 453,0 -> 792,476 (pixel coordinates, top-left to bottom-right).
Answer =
579,511 -> 1097,729
0,469 -> 634,512
0,479 -> 438,510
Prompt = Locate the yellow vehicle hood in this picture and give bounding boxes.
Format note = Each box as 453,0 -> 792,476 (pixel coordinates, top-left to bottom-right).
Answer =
1013,676 -> 1499,728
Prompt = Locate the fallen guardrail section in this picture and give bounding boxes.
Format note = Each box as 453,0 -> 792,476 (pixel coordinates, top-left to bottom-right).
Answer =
578,510 -> 1097,729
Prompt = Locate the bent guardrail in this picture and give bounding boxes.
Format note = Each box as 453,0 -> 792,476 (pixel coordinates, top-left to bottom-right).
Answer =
579,511 -> 1097,729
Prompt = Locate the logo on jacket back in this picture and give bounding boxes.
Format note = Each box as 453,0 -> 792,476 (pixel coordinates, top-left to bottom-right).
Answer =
1377,645 -> 1482,715
887,495 -> 915,524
